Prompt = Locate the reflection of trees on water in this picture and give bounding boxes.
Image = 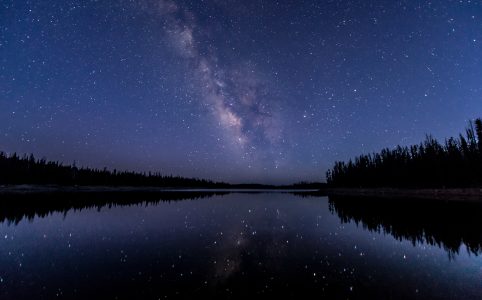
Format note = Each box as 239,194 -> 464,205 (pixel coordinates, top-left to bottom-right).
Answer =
328,196 -> 482,257
4,190 -> 481,260
0,191 -> 228,225
0,190 -> 320,225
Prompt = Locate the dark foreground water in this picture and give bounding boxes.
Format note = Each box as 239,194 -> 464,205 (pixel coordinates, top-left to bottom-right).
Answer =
0,192 -> 481,299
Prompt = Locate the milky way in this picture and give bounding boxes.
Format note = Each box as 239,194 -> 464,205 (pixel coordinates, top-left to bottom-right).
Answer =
1,0 -> 481,183
155,0 -> 284,157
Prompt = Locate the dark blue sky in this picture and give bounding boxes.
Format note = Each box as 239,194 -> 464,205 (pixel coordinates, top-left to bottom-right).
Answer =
1,0 -> 481,183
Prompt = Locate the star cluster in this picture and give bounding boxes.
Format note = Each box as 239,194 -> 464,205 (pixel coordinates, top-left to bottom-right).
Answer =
1,0 -> 481,183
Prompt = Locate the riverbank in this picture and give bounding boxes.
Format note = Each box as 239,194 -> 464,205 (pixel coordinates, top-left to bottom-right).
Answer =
0,185 -> 319,194
3,185 -> 482,202
326,187 -> 482,202
0,185 -> 169,194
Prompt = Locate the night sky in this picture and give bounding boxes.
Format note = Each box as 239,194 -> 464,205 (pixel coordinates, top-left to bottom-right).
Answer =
1,1 -> 481,184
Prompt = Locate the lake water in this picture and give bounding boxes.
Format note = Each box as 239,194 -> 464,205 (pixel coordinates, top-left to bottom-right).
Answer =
0,192 -> 481,299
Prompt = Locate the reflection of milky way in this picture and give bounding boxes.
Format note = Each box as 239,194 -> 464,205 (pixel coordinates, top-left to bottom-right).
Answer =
156,0 -> 283,153
209,206 -> 291,283
2,193 -> 482,298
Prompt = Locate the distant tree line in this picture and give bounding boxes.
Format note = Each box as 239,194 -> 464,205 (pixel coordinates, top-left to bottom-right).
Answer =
326,118 -> 482,188
0,152 -> 227,187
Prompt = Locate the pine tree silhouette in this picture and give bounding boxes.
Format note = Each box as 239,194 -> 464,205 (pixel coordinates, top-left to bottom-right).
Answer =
0,153 -> 227,188
327,118 -> 482,188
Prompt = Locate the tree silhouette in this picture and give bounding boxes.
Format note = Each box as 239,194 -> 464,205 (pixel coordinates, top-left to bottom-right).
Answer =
0,152 -> 228,188
326,118 -> 482,188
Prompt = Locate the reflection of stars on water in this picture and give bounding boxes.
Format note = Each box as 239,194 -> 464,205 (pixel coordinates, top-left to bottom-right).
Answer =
1,193 -> 481,298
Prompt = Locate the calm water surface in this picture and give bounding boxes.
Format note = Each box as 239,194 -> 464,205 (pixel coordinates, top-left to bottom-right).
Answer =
0,192 -> 481,299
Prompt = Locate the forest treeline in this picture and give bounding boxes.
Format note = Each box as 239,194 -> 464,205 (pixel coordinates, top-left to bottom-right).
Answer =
0,152 -> 226,187
0,151 -> 323,188
326,118 -> 482,188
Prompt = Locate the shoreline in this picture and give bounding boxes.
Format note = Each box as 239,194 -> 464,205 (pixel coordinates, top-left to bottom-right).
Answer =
2,185 -> 482,202
326,187 -> 482,202
0,185 -> 318,194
